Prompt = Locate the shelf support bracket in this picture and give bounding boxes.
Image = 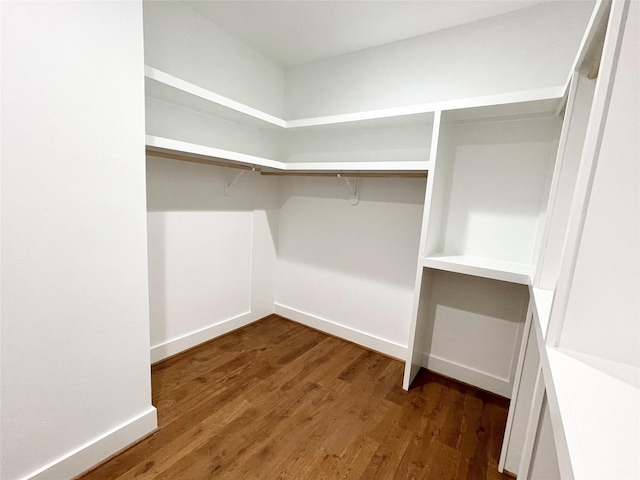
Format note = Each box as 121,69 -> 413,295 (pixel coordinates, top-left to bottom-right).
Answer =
337,174 -> 359,205
224,167 -> 254,197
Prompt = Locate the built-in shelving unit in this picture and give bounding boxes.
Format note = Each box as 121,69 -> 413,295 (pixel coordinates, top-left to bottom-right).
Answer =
145,65 -> 435,175
403,91 -> 564,398
498,2 -> 640,479
144,65 -> 569,179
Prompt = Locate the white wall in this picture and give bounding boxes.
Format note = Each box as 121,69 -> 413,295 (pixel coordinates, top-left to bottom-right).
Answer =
1,2 -> 156,479
560,0 -> 639,369
146,97 -> 284,160
284,2 -> 594,119
421,271 -> 529,397
440,117 -> 561,265
146,157 -> 278,362
143,1 -> 285,117
274,176 -> 426,358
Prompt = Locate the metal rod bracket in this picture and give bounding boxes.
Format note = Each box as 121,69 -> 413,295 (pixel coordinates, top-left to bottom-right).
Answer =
224,167 -> 254,196
337,174 -> 359,205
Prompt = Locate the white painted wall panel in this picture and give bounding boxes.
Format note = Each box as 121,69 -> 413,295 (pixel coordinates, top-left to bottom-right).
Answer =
146,157 -> 278,359
147,211 -> 252,346
440,117 -> 561,264
146,98 -> 283,160
560,0 -> 640,369
275,177 -> 426,348
284,120 -> 432,164
143,1 -> 285,117
504,312 -> 541,473
1,2 -> 154,478
424,271 -> 528,396
285,2 -> 594,118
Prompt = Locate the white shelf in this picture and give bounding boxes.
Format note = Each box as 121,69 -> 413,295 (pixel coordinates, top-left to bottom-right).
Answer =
420,255 -> 534,284
145,65 -> 564,131
145,67 -> 564,177
444,87 -> 564,123
543,347 -> 640,480
146,135 -> 430,174
276,161 -> 430,173
287,86 -> 564,128
145,66 -> 285,128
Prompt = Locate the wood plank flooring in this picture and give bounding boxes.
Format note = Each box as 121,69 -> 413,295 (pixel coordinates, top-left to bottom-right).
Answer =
77,315 -> 513,480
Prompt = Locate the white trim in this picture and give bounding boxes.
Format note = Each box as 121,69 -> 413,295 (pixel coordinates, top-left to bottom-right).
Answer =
517,368 -> 547,479
403,113 -> 443,390
273,304 -> 406,360
150,311 -> 258,363
420,352 -> 513,398
23,407 -> 157,480
499,302 -> 535,471
420,255 -> 533,285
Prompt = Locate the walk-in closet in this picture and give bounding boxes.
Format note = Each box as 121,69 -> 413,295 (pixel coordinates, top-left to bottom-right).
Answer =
2,1 -> 637,479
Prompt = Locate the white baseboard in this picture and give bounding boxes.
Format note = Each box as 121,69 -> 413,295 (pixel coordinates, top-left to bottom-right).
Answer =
274,303 -> 406,360
421,352 -> 512,398
150,311 -> 265,363
25,407 -> 157,480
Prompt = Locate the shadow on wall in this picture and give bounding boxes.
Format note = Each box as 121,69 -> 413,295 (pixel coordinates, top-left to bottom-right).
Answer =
145,154 -> 280,252
145,156 -> 279,351
438,117 -> 561,264
276,175 -> 427,288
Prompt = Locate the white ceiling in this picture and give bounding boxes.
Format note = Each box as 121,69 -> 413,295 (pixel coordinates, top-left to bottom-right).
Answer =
183,1 -> 545,67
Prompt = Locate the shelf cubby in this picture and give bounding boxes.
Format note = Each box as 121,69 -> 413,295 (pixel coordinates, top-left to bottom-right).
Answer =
421,108 -> 563,279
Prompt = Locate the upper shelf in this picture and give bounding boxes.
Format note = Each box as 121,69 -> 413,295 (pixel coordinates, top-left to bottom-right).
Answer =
144,65 -> 565,131
145,66 -> 285,128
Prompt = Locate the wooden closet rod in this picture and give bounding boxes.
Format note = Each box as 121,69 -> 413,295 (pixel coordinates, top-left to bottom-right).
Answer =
260,171 -> 427,178
146,149 -> 254,171
146,149 -> 427,178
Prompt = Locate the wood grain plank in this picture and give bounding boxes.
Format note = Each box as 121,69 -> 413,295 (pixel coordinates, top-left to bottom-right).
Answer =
75,315 -> 513,480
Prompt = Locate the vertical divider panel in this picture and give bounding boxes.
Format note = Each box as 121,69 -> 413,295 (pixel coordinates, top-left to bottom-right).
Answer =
533,71 -> 597,291
499,301 -> 538,473
516,367 -> 547,479
421,113 -> 455,258
548,0 -> 628,347
403,111 -> 442,389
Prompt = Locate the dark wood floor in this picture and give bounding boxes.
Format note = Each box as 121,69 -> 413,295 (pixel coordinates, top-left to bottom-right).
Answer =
77,315 -> 512,479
